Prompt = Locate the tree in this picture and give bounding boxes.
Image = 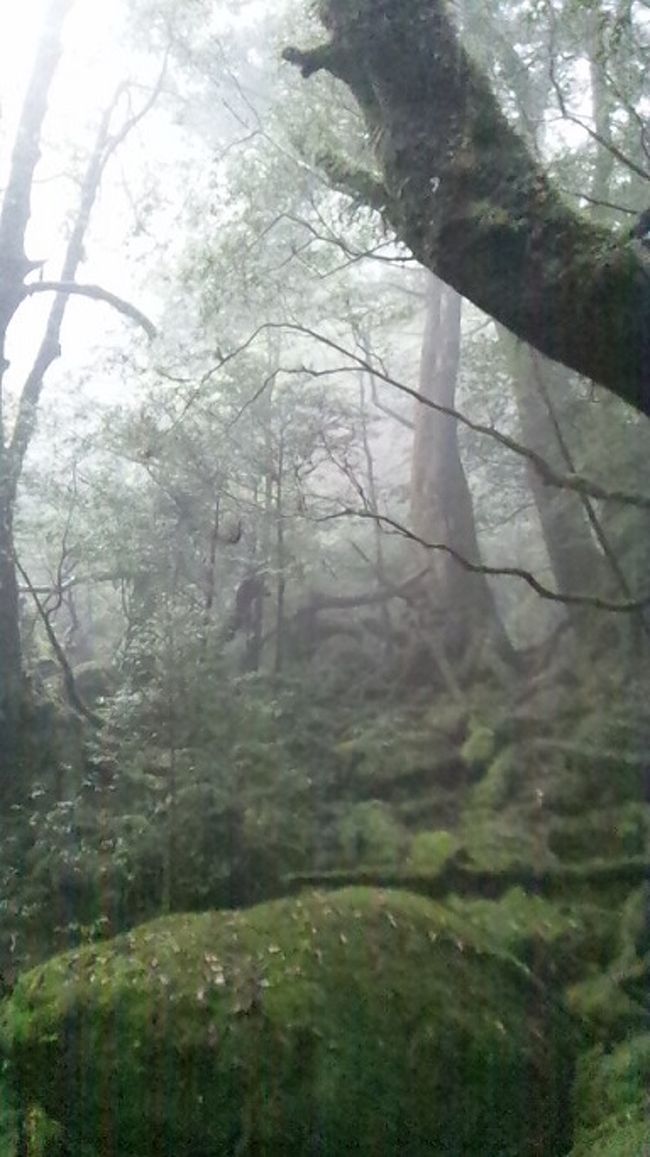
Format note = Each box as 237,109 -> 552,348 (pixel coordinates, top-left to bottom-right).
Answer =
410,273 -> 514,671
284,0 -> 650,415
0,0 -> 71,770
0,0 -> 156,776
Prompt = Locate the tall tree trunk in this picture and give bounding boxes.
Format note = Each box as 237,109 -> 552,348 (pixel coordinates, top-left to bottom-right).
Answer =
586,10 -> 615,221
410,273 -> 514,672
499,11 -> 641,639
274,434 -> 286,675
361,374 -> 395,661
507,341 -> 607,599
0,0 -> 73,766
0,487 -> 22,772
0,23 -> 154,758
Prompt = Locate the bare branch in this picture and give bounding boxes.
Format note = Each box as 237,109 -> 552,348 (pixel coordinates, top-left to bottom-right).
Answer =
103,55 -> 170,164
320,506 -> 650,614
15,556 -> 102,727
22,281 -> 156,339
18,569 -> 134,596
544,1 -> 650,183
267,322 -> 650,511
164,319 -> 650,510
7,73 -> 163,492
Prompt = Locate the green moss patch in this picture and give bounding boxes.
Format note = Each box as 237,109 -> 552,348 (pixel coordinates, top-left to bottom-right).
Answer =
1,888 -> 574,1156
569,1034 -> 650,1155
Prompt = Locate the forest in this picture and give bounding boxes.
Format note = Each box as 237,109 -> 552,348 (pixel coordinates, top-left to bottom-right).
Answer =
0,0 -> 649,1153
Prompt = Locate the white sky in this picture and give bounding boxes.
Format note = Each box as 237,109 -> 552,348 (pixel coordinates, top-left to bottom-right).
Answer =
0,1 -> 191,434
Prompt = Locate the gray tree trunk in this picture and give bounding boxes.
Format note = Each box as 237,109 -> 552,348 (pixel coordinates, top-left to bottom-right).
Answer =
410,273 -> 515,669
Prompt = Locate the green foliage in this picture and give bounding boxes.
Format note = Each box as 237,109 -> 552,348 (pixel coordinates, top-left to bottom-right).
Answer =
548,804 -> 648,863
450,888 -> 617,983
336,802 -> 406,866
406,830 -> 462,873
570,1115 -> 650,1157
1,888 -> 575,1157
460,723 -> 497,770
466,746 -> 518,811
566,974 -> 647,1044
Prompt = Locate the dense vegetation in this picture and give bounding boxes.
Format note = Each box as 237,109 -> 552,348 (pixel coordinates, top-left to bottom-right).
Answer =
0,0 -> 648,1153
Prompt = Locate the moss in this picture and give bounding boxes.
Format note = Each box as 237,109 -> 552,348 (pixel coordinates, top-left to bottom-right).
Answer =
469,746 -> 518,810
336,801 -> 406,866
573,1035 -> 650,1129
566,974 -> 647,1043
617,885 -> 650,963
449,889 -> 617,983
548,805 -> 648,863
0,1081 -> 60,1157
1,888 -> 574,1156
406,829 -> 462,873
570,1114 -> 650,1156
458,806 -> 538,870
0,1077 -> 15,1157
460,724 -> 496,771
569,1035 -> 650,1155
333,709 -> 460,789
457,746 -> 540,870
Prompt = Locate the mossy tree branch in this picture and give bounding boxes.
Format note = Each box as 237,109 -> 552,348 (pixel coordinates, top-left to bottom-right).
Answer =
285,0 -> 650,416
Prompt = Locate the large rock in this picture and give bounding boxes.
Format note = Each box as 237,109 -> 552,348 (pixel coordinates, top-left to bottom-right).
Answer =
0,888 -> 574,1156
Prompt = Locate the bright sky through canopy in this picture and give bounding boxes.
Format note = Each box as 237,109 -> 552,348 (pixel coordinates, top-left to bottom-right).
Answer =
0,0 -> 165,423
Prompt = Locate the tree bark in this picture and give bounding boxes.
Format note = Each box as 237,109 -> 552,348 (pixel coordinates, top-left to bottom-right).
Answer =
274,434 -> 287,675
411,273 -> 515,667
0,0 -> 73,763
506,341 -> 607,602
0,487 -> 22,771
357,363 -> 394,662
285,0 -> 650,415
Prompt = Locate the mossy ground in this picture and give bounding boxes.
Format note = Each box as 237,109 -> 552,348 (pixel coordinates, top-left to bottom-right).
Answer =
1,887 -> 574,1156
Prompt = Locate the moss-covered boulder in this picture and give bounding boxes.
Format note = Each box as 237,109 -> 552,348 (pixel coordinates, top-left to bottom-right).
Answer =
0,888 -> 575,1156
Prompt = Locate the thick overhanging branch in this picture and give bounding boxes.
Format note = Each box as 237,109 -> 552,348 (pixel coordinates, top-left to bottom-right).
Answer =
285,0 -> 650,415
22,281 -> 157,339
315,154 -> 388,215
